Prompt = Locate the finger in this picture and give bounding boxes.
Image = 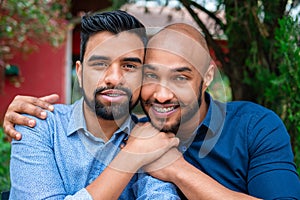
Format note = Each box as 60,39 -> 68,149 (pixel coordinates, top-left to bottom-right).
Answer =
3,123 -> 22,141
4,112 -> 36,127
169,137 -> 180,148
13,101 -> 48,120
39,94 -> 59,111
130,122 -> 160,138
166,133 -> 176,138
28,96 -> 54,112
12,95 -> 53,112
144,148 -> 182,172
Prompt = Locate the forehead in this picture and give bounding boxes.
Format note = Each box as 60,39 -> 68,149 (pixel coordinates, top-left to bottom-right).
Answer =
146,29 -> 210,74
85,31 -> 144,61
145,49 -> 192,69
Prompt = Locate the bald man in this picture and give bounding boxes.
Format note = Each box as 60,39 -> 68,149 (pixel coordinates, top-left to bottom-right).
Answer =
4,23 -> 300,199
140,23 -> 300,199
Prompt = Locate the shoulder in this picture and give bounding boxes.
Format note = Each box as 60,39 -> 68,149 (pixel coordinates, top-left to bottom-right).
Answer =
226,101 -> 273,116
15,103 -> 73,142
52,103 -> 74,117
225,101 -> 284,127
224,100 -> 289,144
232,102 -> 290,152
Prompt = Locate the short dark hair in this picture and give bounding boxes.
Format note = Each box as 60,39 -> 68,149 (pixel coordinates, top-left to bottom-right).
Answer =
80,10 -> 147,63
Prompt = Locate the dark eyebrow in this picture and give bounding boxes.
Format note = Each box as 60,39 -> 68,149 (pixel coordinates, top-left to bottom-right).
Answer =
171,66 -> 192,73
144,65 -> 192,73
122,57 -> 142,64
143,64 -> 156,70
87,55 -> 110,62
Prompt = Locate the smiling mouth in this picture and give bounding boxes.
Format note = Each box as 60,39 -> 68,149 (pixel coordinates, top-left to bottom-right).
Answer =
151,103 -> 179,114
153,106 -> 175,113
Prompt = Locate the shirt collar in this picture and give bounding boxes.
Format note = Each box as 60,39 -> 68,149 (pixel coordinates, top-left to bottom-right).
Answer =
67,98 -> 86,136
198,92 -> 226,136
67,98 -> 137,137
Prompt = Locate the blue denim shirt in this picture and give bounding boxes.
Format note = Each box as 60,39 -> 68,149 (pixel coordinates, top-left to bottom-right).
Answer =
10,98 -> 179,199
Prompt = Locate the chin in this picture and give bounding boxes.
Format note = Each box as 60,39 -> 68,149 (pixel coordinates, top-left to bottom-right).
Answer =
151,119 -> 179,134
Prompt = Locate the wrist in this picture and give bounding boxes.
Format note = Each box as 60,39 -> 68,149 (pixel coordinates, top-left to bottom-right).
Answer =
170,158 -> 190,184
109,149 -> 142,173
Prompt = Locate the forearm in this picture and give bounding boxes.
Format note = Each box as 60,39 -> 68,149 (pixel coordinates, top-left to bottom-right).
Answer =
86,124 -> 180,199
171,160 -> 260,200
86,167 -> 135,200
86,151 -> 139,200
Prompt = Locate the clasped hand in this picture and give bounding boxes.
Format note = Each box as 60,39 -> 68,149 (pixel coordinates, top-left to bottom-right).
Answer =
110,122 -> 180,173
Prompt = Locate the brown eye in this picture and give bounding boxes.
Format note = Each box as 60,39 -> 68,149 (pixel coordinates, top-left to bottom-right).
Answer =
91,62 -> 109,67
123,64 -> 137,69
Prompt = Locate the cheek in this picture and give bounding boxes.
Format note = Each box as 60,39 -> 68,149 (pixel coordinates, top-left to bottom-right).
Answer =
173,86 -> 199,104
125,73 -> 142,101
82,72 -> 100,95
84,69 -> 106,86
125,72 -> 142,85
125,72 -> 142,91
131,89 -> 141,103
141,83 -> 156,101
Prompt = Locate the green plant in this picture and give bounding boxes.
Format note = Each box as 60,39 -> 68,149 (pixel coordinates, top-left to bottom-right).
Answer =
0,126 -> 11,191
271,16 -> 300,174
245,16 -> 300,174
0,0 -> 71,59
0,0 -> 71,92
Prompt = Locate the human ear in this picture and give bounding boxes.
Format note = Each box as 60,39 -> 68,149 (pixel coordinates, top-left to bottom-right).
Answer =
76,61 -> 83,88
203,62 -> 215,88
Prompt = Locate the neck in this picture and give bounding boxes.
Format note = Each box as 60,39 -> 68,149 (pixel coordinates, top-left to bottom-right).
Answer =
83,102 -> 128,142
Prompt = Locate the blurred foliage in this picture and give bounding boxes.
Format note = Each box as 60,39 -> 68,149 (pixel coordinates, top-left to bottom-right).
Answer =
179,0 -> 299,174
0,0 -> 71,66
0,127 -> 11,191
251,16 -> 299,173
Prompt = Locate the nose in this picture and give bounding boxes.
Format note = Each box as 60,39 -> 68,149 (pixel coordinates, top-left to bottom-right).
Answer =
153,84 -> 174,103
103,64 -> 124,86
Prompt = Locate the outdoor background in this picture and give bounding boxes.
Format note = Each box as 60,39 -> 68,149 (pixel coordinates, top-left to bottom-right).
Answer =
0,0 -> 299,192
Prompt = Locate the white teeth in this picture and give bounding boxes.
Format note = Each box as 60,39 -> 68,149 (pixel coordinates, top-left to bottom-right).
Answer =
153,106 -> 175,113
107,94 -> 121,97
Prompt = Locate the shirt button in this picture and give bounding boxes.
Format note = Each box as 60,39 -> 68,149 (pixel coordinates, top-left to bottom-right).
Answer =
181,146 -> 187,152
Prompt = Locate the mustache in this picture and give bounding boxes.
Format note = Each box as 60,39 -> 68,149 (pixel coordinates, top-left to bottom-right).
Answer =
94,86 -> 132,98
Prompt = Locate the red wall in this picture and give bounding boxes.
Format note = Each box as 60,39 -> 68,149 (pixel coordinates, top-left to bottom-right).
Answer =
0,42 -> 67,122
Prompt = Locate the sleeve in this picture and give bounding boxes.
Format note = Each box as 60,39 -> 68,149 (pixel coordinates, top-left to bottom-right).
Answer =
132,171 -> 180,200
247,110 -> 300,199
9,114 -> 93,200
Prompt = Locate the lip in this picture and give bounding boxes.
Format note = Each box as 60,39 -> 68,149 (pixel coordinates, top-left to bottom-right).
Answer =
98,89 -> 127,103
149,103 -> 179,118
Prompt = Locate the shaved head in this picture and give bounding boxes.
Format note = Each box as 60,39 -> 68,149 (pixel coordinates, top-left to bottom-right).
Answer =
147,23 -> 212,75
163,23 -> 210,53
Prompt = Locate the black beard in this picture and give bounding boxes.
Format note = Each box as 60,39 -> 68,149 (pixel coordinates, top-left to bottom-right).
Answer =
83,86 -> 136,120
141,81 -> 203,134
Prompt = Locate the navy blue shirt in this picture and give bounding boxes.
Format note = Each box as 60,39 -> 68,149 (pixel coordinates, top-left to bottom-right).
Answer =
142,92 -> 300,199
183,93 -> 300,199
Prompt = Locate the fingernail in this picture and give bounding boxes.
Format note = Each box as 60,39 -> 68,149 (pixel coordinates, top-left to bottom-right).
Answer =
41,111 -> 47,118
48,105 -> 54,111
28,120 -> 35,127
16,133 -> 21,140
